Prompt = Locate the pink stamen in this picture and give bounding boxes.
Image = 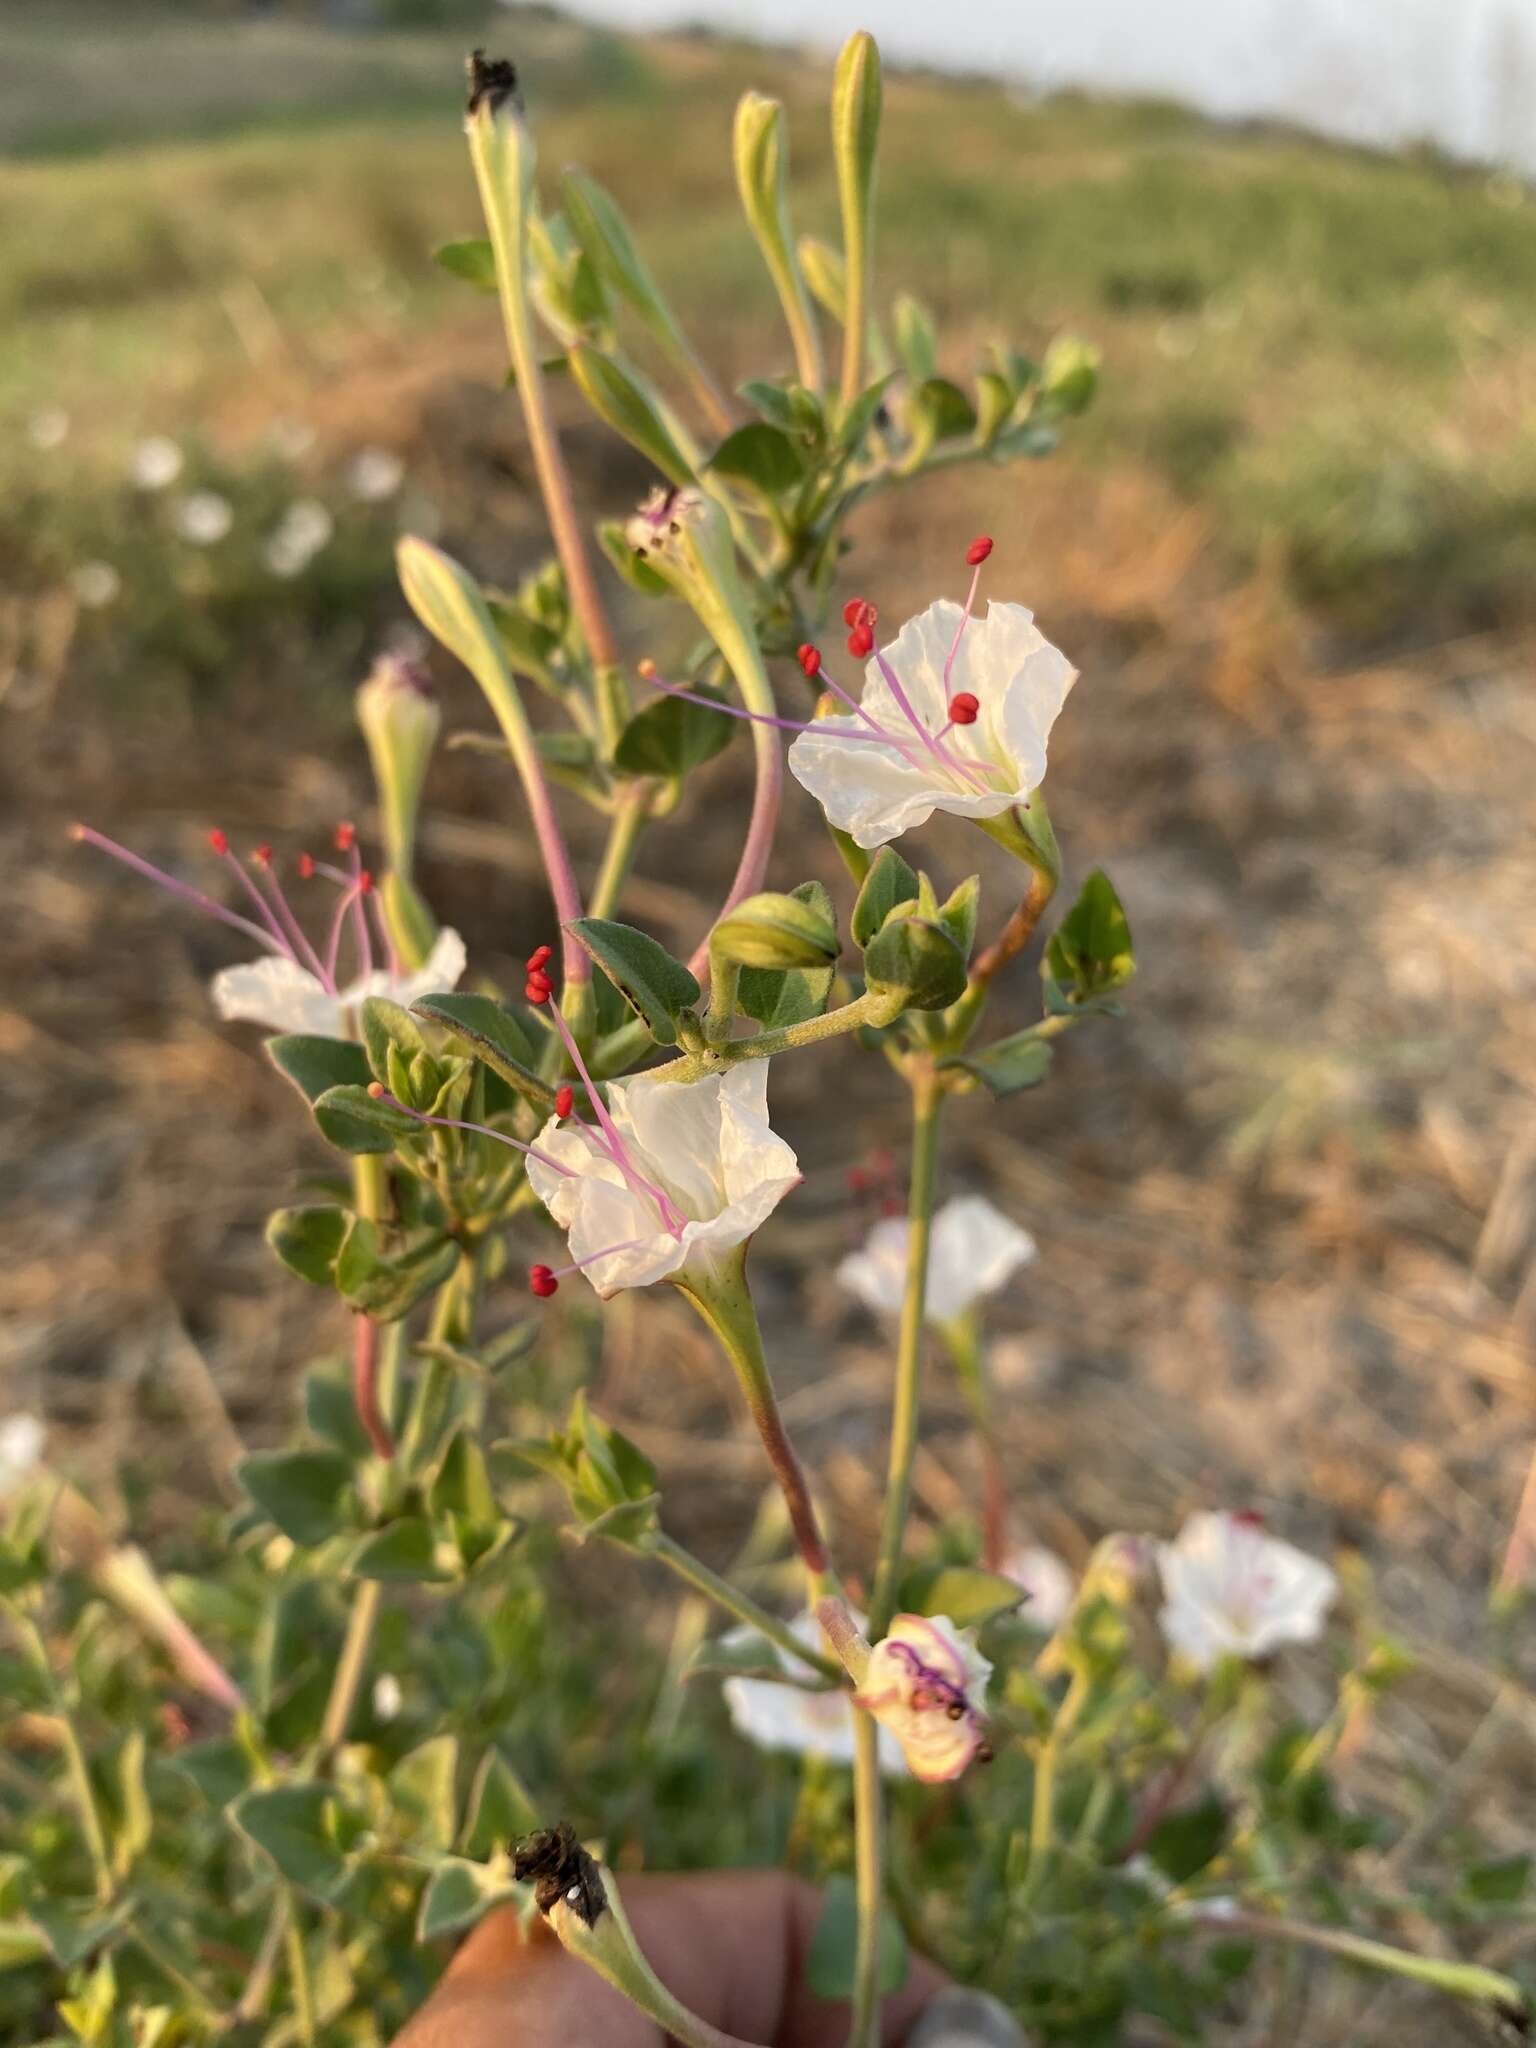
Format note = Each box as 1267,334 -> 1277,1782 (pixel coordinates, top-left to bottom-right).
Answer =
639,669 -> 909,749
342,836 -> 373,983
252,852 -> 335,991
543,1237 -> 648,1284
367,1084 -> 575,1178
211,840 -> 294,958
70,825 -> 283,952
870,648 -> 989,790
324,880 -> 366,986
942,553 -> 987,697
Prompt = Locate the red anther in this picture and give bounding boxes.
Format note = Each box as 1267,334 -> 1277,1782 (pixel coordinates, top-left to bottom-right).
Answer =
207,828 -> 229,856
529,1264 -> 559,1299
843,597 -> 877,630
334,821 -> 357,852
526,966 -> 554,994
966,535 -> 994,566
358,870 -> 374,895
1232,1509 -> 1266,1528
797,642 -> 822,676
525,979 -> 552,1005
847,622 -> 874,657
555,1084 -> 575,1118
948,691 -> 980,725
846,1165 -> 869,1194
298,852 -> 316,880
526,944 -> 553,972
252,842 -> 273,866
366,1081 -> 386,1099
636,657 -> 658,679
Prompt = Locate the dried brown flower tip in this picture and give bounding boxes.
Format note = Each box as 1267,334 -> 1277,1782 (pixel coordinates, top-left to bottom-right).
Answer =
512,1822 -> 607,1928
465,49 -> 520,119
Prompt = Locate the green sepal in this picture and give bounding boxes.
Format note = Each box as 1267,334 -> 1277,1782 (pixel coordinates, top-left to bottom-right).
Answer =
851,844 -> 918,948
709,888 -> 838,971
567,344 -> 695,488
862,913 -> 966,1011
236,1448 -> 355,1547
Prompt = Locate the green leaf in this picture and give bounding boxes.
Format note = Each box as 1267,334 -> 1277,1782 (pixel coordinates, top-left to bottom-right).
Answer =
265,1035 -> 371,1104
312,1083 -> 417,1156
567,919 -> 700,1045
390,1735 -> 459,1853
892,293 -> 937,382
359,996 -> 427,1089
937,874 -> 980,959
461,1750 -> 540,1859
267,1206 -> 349,1289
1463,1855 -> 1532,1907
304,1358 -> 374,1460
946,1031 -> 1054,1099
614,684 -> 735,780
1044,869 -> 1135,1007
798,235 -> 846,325
349,1518 -> 447,1583
172,1736 -> 253,1810
862,914 -> 967,1011
334,1219 -> 460,1322
0,1920 -> 49,1972
231,1785 -> 350,1902
851,845 -> 918,948
739,379 -> 798,430
410,992 -> 545,1099
484,599 -> 561,692
1041,334 -> 1100,417
836,371 -> 895,454
974,369 -> 1015,447
25,1903 -> 128,1969
561,169 -> 683,354
806,1874 -> 906,2000
597,520 -> 671,597
567,344 -> 695,488
237,1448 -> 353,1547
418,1857 -> 520,1942
710,889 -> 838,971
907,375 -> 977,462
707,421 -> 805,499
434,239 -> 498,292
429,1428 -> 496,1527
899,1564 -> 1025,1629
1146,1793 -> 1228,1884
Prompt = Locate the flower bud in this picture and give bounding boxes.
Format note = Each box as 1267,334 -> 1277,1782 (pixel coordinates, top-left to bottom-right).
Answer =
710,889 -> 839,971
862,912 -> 967,1012
357,647 -> 441,969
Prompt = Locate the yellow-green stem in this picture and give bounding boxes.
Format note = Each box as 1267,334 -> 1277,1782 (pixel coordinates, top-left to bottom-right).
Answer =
8,1609 -> 113,1904
647,1533 -> 840,1680
588,783 -> 651,922
868,1067 -> 944,1637
846,1708 -> 886,2048
285,1896 -> 316,2048
1025,1665 -> 1090,1902
316,1578 -> 383,1760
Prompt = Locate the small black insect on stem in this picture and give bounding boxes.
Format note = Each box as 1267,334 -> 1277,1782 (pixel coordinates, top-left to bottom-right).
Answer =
512,1822 -> 608,1929
466,50 -> 520,119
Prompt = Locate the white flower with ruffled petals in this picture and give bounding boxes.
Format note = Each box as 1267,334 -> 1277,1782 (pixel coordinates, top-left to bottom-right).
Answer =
211,925 -> 466,1039
788,599 -> 1076,850
837,1194 -> 1036,1325
853,1613 -> 992,1783
525,1063 -> 800,1299
1158,1512 -> 1337,1672
0,1415 -> 45,1501
999,1545 -> 1076,1631
723,1614 -> 906,1776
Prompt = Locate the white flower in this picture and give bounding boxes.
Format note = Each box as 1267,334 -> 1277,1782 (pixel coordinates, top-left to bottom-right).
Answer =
72,561 -> 121,609
131,436 -> 183,490
999,1545 -> 1075,1631
1157,1511 -> 1337,1672
837,1194 -> 1036,1325
211,925 -> 467,1039
372,1674 -> 403,1722
788,599 -> 1076,850
28,407 -> 69,452
347,447 -> 405,502
853,1613 -> 992,1783
173,491 -> 233,545
267,416 -> 316,461
264,499 -> 333,578
0,1415 -> 45,1500
525,1062 -> 800,1299
723,1614 -> 906,1775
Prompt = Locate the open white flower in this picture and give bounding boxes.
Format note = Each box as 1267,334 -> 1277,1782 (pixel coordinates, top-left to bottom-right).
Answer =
1158,1511 -> 1337,1672
525,1062 -> 800,1299
211,924 -> 465,1038
853,1613 -> 993,1783
0,1414 -> 45,1500
837,1194 -> 1036,1325
788,598 -> 1076,850
723,1614 -> 906,1776
999,1544 -> 1076,1631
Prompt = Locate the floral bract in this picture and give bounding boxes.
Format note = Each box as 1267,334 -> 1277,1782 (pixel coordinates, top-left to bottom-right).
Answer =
1157,1510 -> 1338,1671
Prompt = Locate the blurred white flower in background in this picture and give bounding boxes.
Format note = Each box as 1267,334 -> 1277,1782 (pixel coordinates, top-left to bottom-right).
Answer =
264,499 -> 334,579
999,1544 -> 1076,1630
267,416 -> 317,461
132,436 -> 184,490
372,1674 -> 403,1723
174,492 -> 234,546
347,447 -> 405,503
0,1414 -> 45,1500
1158,1511 -> 1338,1671
28,407 -> 70,452
213,924 -> 466,1040
72,561 -> 121,609
837,1194 -> 1036,1325
723,1614 -> 906,1775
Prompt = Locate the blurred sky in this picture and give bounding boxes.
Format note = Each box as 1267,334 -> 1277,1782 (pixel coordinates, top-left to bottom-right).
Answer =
561,0 -> 1536,171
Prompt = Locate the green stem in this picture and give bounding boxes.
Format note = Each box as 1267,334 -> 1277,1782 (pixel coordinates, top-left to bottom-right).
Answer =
7,1609 -> 113,1904
1190,1911 -> 1527,2019
652,985 -> 903,1084
317,1579 -> 383,1759
588,784 -> 651,922
1025,1665 -> 1090,1902
868,1068 -> 944,1638
939,1315 -> 1008,1569
672,1252 -> 833,1589
846,1709 -> 886,2048
285,1896 -> 316,2048
126,1924 -> 222,2022
706,952 -> 739,1044
646,1533 -> 840,1680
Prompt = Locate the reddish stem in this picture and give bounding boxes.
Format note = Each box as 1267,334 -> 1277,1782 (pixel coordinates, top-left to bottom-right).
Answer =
352,1314 -> 395,1460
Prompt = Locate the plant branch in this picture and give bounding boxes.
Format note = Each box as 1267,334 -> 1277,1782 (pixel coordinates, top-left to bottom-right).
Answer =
646,1533 -> 841,1680
846,1709 -> 886,2048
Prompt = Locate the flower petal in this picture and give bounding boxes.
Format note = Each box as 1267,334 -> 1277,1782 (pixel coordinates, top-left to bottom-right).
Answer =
211,956 -> 344,1038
